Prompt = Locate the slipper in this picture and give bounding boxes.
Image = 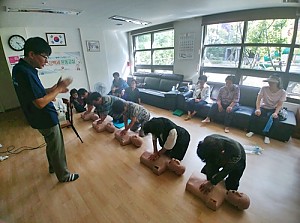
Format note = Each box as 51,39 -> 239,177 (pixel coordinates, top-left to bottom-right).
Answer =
62,173 -> 79,182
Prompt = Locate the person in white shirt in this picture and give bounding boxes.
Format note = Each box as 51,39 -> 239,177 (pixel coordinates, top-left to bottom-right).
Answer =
185,75 -> 211,121
52,97 -> 67,122
143,117 -> 190,162
246,74 -> 286,144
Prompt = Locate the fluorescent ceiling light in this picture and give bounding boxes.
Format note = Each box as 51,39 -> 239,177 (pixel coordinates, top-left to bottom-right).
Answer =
109,15 -> 151,25
6,7 -> 82,15
282,0 -> 299,2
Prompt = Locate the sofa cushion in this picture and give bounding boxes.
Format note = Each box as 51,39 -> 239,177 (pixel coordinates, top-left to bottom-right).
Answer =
209,83 -> 223,101
161,73 -> 184,81
135,76 -> 145,86
159,79 -> 180,92
239,85 -> 260,107
139,88 -> 165,97
144,77 -> 161,90
232,106 -> 255,130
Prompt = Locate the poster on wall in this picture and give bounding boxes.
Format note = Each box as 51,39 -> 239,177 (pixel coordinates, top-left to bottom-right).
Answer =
178,32 -> 195,59
39,52 -> 82,75
8,55 -> 21,65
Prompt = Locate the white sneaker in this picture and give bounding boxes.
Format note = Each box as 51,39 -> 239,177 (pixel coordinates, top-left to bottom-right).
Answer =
246,132 -> 254,138
264,137 -> 270,144
202,118 -> 210,123
224,127 -> 230,133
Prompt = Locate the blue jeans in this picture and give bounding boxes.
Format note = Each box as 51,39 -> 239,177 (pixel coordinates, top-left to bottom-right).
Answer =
186,98 -> 207,113
207,103 -> 239,127
248,107 -> 279,136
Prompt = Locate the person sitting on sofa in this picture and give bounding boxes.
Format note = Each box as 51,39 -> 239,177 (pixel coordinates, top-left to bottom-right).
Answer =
197,134 -> 246,193
246,74 -> 286,144
202,75 -> 240,133
70,88 -> 86,113
89,92 -> 124,124
108,72 -> 129,97
111,100 -> 150,137
122,79 -> 141,104
185,75 -> 211,121
143,117 -> 190,162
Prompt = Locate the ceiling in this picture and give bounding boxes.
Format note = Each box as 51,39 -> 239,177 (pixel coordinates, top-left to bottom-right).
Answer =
0,0 -> 299,32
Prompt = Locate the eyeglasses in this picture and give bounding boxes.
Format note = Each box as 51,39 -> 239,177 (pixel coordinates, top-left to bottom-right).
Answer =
39,54 -> 49,60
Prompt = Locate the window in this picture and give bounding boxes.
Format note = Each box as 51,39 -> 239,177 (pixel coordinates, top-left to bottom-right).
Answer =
290,48 -> 300,74
203,46 -> 241,68
133,29 -> 174,73
204,72 -> 228,83
241,47 -> 289,72
204,22 -> 243,45
240,76 -> 268,88
201,9 -> 300,99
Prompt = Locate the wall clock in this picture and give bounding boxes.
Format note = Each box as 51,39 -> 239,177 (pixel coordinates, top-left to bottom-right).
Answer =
8,35 -> 26,51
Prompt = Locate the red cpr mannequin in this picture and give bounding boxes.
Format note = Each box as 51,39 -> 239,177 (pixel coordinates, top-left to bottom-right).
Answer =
186,172 -> 227,211
92,120 -> 115,133
225,190 -> 250,210
186,172 -> 250,211
140,151 -> 185,176
81,112 -> 99,121
114,130 -> 143,147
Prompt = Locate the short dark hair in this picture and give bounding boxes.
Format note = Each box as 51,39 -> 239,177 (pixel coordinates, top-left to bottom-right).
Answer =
88,92 -> 102,102
225,75 -> 235,83
131,79 -> 137,84
113,72 -> 120,78
198,75 -> 208,82
77,88 -> 88,97
112,100 -> 126,114
70,88 -> 78,96
24,37 -> 52,57
196,136 -> 222,162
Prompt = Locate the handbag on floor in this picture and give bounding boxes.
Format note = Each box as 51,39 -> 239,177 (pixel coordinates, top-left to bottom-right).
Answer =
278,107 -> 288,121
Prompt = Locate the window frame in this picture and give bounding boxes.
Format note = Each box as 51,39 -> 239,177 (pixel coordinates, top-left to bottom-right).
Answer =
200,9 -> 300,102
132,28 -> 174,73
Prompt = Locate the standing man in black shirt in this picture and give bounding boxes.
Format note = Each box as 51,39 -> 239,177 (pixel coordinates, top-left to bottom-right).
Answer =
12,37 -> 79,183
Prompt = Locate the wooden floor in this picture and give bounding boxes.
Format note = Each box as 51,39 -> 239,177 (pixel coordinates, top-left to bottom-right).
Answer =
0,104 -> 300,223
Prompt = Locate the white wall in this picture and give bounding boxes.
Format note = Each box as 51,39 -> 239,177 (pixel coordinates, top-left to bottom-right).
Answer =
79,28 -> 129,94
0,27 -> 129,109
173,17 -> 202,83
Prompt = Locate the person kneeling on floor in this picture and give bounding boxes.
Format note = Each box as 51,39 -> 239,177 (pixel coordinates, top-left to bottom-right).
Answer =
143,117 -> 190,163
197,134 -> 246,194
112,100 -> 150,137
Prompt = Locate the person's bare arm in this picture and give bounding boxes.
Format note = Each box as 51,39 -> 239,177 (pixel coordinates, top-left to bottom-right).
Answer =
273,100 -> 284,118
124,116 -> 137,131
255,94 -> 263,116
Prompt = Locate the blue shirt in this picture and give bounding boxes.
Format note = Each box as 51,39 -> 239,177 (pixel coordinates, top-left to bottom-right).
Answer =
12,59 -> 59,129
111,78 -> 129,90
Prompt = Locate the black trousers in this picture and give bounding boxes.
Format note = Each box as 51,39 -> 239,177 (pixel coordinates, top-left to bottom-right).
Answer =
248,107 -> 279,136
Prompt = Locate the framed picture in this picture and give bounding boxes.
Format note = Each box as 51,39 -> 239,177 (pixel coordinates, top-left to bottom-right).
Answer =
86,40 -> 100,52
46,33 -> 66,46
